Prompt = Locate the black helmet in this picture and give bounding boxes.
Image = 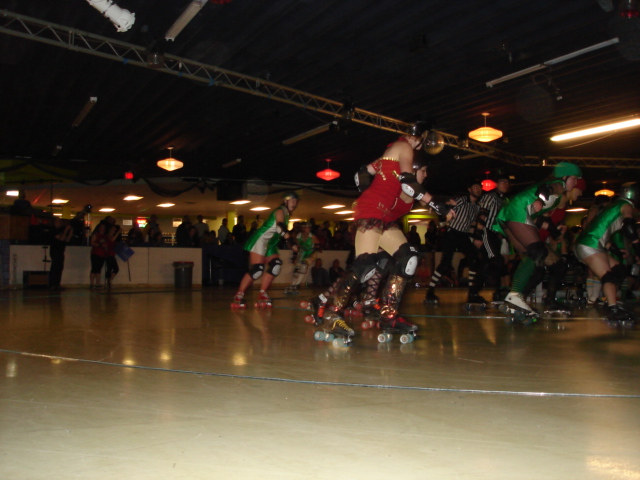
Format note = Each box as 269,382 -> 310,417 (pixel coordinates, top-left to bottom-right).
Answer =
620,183 -> 640,207
407,121 -> 428,137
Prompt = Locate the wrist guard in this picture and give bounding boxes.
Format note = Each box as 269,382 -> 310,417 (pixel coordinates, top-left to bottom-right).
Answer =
276,222 -> 288,236
398,172 -> 426,201
354,164 -> 373,192
428,198 -> 451,217
535,183 -> 553,202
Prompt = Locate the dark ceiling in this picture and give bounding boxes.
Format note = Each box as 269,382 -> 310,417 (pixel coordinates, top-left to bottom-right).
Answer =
1,0 -> 639,197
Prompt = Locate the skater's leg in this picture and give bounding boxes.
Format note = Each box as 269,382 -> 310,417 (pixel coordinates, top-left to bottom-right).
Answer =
582,252 -> 623,307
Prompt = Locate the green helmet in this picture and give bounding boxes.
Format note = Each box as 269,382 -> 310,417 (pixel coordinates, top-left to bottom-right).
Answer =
282,191 -> 299,202
553,162 -> 582,179
620,183 -> 640,207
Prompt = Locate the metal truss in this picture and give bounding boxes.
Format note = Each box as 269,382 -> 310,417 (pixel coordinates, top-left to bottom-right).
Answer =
2,10 -> 638,169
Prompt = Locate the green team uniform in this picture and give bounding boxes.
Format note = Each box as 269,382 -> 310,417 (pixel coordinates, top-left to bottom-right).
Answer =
493,180 -> 563,235
575,198 -> 633,256
296,233 -> 315,262
244,205 -> 289,257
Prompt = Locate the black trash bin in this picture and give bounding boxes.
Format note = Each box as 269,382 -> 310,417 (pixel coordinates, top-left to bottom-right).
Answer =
173,261 -> 194,288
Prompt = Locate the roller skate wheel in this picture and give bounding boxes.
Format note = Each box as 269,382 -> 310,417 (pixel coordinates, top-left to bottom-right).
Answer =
324,333 -> 335,342
300,301 -> 310,309
377,332 -> 392,343
361,320 -> 375,330
332,338 -> 345,348
399,334 -> 413,344
314,331 -> 324,341
304,315 -> 315,324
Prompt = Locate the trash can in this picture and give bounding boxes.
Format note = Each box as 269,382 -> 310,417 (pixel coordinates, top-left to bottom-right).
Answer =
173,261 -> 194,288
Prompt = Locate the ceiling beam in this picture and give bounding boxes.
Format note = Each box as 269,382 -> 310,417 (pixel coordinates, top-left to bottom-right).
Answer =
1,9 -> 637,169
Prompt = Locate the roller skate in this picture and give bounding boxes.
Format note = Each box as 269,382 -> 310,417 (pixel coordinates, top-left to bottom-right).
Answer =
313,312 -> 354,347
230,291 -> 246,309
543,298 -> 571,317
360,301 -> 382,330
301,294 -> 326,325
605,304 -> 636,328
464,293 -> 487,311
376,316 -> 418,344
423,290 -> 439,305
491,288 -> 508,305
344,299 -> 364,317
499,292 -> 539,325
254,290 -> 272,308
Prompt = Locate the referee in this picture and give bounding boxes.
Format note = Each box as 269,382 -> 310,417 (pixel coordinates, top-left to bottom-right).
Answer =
425,179 -> 482,304
469,171 -> 510,303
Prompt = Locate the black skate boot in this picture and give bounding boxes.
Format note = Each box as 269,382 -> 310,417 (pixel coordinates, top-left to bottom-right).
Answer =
465,293 -> 487,311
543,298 -> 571,316
605,304 -> 636,328
314,312 -> 354,347
423,289 -> 440,305
302,294 -> 327,325
377,316 -> 418,344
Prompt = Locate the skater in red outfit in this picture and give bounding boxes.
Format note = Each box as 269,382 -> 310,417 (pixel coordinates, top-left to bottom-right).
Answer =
311,122 -> 453,341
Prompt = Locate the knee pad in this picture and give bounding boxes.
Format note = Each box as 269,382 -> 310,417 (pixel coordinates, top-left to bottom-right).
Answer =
525,241 -> 548,267
392,243 -> 419,278
376,251 -> 393,276
266,258 -> 283,277
352,253 -> 379,283
602,264 -> 626,286
295,261 -> 308,275
248,264 -> 264,280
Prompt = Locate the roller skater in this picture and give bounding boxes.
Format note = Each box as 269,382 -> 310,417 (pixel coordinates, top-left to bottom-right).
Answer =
230,192 -> 299,309
231,291 -> 246,309
493,162 -> 582,325
324,122 -> 452,343
574,182 -> 640,329
285,222 -> 319,295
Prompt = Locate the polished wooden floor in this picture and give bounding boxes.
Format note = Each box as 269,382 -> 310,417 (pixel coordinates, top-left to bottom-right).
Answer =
1,285 -> 639,479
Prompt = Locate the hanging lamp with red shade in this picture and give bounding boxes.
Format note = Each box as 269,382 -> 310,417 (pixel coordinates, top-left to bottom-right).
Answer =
316,159 -> 340,181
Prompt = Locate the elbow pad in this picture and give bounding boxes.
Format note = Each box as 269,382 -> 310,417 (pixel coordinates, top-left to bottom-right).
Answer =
354,164 -> 373,192
535,183 -> 553,202
276,222 -> 288,236
398,172 -> 426,201
622,217 -> 639,242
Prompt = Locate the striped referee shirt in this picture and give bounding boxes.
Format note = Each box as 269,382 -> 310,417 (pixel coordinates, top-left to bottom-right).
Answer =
478,189 -> 506,234
449,195 -> 480,233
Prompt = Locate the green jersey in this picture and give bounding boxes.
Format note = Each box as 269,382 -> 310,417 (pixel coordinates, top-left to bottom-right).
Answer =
576,198 -> 633,251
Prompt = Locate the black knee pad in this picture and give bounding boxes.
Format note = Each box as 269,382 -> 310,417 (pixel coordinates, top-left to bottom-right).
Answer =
602,264 -> 626,286
352,253 -> 379,283
525,241 -> 548,267
376,251 -> 393,276
392,243 -> 419,278
248,263 -> 264,280
266,258 -> 283,277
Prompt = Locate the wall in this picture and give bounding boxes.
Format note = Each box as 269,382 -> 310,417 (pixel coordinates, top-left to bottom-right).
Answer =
9,245 -> 202,286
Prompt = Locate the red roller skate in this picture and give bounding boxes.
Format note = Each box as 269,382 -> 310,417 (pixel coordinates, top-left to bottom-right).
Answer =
301,294 -> 327,325
255,290 -> 272,308
230,291 -> 246,309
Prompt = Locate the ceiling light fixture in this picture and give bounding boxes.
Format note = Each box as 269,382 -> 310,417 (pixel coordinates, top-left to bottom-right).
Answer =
468,113 -> 503,142
72,97 -> 98,127
250,207 -> 270,211
335,210 -> 354,215
230,200 -> 250,205
157,146 -> 184,172
595,189 -> 615,197
551,118 -> 640,141
481,171 -> 497,192
6,191 -> 19,197
316,159 -> 340,181
566,208 -> 588,212
124,195 -> 143,201
323,204 -> 346,209
165,0 -> 207,41
51,199 -> 69,204
157,203 -> 175,208
99,208 -> 115,212
619,0 -> 640,17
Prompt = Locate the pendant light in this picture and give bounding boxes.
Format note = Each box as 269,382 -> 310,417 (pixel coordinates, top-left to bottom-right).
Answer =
481,171 -> 497,191
157,146 -> 184,172
468,113 -> 503,142
316,159 -> 340,181
595,182 -> 615,197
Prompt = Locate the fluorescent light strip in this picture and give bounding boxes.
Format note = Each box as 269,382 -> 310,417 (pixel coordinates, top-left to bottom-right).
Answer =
157,203 -> 175,208
165,0 -> 206,41
250,207 -> 270,211
323,204 -> 345,209
124,195 -> 143,201
230,200 -> 250,205
551,119 -> 640,141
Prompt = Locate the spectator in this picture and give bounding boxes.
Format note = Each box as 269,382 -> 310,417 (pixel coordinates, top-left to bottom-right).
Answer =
328,259 -> 345,283
144,214 -> 160,243
407,225 -> 421,248
175,216 -> 192,247
49,218 -> 72,291
104,224 -> 121,289
218,218 -> 230,245
69,211 -> 87,246
194,215 -> 210,239
89,223 -> 108,289
311,258 -> 330,287
126,218 -> 145,246
232,215 -> 247,245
